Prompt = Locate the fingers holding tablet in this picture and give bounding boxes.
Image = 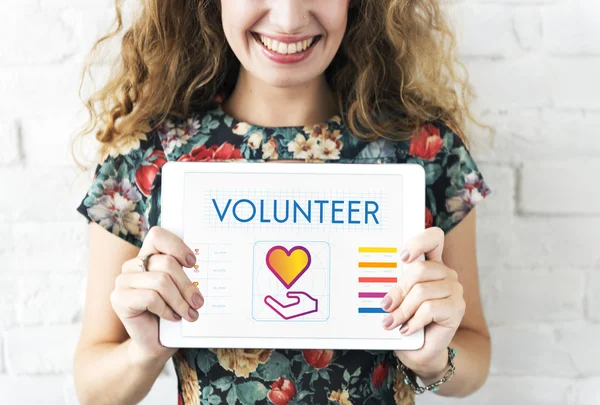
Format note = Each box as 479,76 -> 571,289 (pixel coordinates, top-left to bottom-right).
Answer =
117,226 -> 205,323
111,288 -> 184,322
116,269 -> 201,322
139,226 -> 199,269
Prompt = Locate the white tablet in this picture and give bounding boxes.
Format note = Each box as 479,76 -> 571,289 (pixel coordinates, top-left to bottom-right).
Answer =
160,162 -> 425,350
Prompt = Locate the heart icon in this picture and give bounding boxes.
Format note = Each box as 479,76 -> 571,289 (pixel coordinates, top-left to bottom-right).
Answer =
194,249 -> 199,254
266,245 -> 311,289
193,281 -> 199,287
194,265 -> 199,269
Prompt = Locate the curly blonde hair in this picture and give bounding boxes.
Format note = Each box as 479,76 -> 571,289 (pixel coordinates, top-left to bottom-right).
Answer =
71,0 -> 490,167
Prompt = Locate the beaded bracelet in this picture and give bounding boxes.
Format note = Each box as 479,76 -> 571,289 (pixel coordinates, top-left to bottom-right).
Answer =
397,347 -> 456,394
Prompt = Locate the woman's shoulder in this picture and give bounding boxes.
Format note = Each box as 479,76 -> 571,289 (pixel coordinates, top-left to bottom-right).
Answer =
75,121 -> 168,248
75,105 -> 229,247
96,102 -> 228,169
151,104 -> 249,162
401,119 -> 491,234
93,120 -> 168,201
353,117 -> 492,233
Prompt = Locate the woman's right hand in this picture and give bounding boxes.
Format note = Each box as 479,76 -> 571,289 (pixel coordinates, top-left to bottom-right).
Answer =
109,226 -> 204,364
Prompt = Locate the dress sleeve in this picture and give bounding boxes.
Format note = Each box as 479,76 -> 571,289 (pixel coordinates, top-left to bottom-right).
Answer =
75,129 -> 167,248
408,120 -> 491,234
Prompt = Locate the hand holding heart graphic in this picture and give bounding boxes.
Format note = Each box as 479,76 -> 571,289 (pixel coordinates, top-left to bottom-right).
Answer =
264,245 -> 318,320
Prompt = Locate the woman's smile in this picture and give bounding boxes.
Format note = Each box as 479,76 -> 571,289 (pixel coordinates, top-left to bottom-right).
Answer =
221,0 -> 348,88
251,32 -> 322,64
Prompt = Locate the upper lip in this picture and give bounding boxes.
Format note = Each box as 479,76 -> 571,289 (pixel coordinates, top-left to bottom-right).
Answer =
253,33 -> 319,43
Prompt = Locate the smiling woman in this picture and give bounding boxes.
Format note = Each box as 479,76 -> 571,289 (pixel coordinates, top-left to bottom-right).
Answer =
72,0 -> 492,404
221,0 -> 347,88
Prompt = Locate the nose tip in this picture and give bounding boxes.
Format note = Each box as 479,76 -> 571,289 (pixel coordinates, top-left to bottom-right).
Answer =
269,2 -> 310,35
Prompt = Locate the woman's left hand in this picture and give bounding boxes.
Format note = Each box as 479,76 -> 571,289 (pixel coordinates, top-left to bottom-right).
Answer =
380,227 -> 466,379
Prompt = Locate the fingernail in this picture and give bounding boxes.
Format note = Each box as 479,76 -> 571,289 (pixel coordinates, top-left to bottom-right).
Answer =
173,313 -> 181,321
382,315 -> 393,328
188,307 -> 199,321
400,249 -> 409,261
192,293 -> 204,308
400,324 -> 409,334
186,253 -> 196,267
381,296 -> 392,311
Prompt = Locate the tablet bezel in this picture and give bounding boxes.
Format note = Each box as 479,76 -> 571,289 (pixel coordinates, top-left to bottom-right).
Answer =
160,161 -> 425,350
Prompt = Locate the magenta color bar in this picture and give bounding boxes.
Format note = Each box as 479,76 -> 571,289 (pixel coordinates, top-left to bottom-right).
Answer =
358,292 -> 387,298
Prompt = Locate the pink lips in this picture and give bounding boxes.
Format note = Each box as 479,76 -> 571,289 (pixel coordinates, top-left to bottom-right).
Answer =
253,33 -> 320,65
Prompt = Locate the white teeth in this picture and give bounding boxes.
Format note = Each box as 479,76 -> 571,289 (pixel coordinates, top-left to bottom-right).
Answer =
278,42 -> 287,54
257,35 -> 316,54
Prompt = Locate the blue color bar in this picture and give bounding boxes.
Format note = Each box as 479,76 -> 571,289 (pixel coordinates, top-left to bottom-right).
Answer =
358,307 -> 387,314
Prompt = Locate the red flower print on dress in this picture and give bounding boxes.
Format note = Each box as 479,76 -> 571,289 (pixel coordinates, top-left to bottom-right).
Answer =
135,150 -> 167,197
302,349 -> 334,369
371,361 -> 389,389
177,142 -> 243,162
267,377 -> 296,405
425,207 -> 433,228
409,123 -> 444,161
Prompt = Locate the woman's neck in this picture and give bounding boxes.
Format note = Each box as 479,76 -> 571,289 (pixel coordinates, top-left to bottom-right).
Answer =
222,68 -> 338,127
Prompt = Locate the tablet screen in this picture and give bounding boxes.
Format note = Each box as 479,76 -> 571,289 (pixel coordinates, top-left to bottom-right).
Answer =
180,171 -> 407,342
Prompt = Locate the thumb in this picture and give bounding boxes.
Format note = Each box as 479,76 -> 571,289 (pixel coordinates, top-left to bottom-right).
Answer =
401,227 -> 445,264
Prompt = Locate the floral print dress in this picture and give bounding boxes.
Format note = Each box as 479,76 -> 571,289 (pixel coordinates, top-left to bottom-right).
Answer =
76,101 -> 491,405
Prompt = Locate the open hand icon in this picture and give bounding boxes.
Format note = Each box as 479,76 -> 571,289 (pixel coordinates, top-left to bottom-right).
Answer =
264,291 -> 319,320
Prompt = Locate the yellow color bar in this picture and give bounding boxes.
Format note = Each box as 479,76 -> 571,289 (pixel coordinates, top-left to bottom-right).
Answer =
358,262 -> 397,268
358,247 -> 398,253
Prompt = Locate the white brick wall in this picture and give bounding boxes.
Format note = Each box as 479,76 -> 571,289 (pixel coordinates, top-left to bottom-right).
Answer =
0,0 -> 597,404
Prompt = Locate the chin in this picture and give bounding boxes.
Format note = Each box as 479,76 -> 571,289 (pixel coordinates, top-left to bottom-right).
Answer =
256,70 -> 318,89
